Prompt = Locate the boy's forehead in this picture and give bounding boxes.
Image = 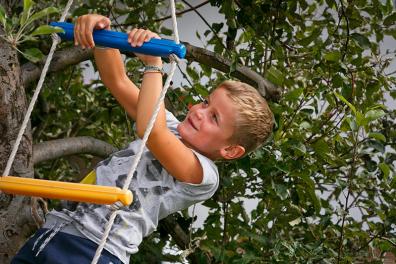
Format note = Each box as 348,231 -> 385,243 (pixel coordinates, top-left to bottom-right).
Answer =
210,87 -> 231,104
210,88 -> 237,121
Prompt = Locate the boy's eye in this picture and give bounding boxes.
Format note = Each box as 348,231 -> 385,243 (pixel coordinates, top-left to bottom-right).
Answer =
212,114 -> 218,123
202,99 -> 209,106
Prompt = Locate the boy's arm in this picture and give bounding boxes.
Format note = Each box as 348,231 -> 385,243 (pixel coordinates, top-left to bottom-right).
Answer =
94,49 -> 139,120
131,32 -> 204,184
75,14 -> 139,120
76,17 -> 204,184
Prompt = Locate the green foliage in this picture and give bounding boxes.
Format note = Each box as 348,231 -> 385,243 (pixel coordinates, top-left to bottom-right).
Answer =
8,0 -> 396,262
0,1 -> 62,62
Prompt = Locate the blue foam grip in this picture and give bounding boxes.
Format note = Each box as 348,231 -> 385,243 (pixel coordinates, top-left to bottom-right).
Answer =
50,22 -> 186,59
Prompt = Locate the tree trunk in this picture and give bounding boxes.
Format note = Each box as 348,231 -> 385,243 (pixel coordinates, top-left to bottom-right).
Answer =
0,26 -> 37,263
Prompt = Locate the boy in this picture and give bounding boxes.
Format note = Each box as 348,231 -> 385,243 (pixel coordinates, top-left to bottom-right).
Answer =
12,14 -> 273,264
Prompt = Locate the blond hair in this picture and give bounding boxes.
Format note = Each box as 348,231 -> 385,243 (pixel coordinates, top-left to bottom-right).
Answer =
218,80 -> 273,154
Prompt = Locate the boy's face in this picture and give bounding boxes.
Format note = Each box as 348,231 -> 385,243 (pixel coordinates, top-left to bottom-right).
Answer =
177,87 -> 244,160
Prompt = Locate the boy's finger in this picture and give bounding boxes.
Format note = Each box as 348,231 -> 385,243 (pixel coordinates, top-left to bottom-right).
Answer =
79,21 -> 88,49
132,29 -> 145,47
102,17 -> 111,29
128,28 -> 138,45
86,22 -> 95,48
74,17 -> 81,46
137,31 -> 149,46
95,17 -> 110,30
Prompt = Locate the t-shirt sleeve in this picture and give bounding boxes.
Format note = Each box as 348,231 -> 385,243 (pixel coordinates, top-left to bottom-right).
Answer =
132,109 -> 180,136
174,150 -> 219,199
165,110 -> 181,136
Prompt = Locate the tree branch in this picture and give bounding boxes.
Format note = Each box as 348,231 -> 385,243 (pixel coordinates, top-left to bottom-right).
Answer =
160,215 -> 190,249
22,44 -> 281,100
184,44 -> 281,100
21,47 -> 93,87
33,136 -> 117,165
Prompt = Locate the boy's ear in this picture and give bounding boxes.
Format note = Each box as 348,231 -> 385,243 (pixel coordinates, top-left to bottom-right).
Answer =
220,145 -> 245,160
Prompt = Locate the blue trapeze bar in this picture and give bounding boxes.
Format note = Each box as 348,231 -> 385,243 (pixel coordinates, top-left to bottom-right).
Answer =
50,22 -> 186,59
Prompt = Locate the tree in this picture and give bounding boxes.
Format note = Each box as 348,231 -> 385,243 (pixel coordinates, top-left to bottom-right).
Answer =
1,0 -> 395,263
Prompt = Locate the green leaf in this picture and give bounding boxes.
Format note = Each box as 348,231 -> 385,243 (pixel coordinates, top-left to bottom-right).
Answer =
312,139 -> 330,158
290,141 -> 306,156
284,87 -> 303,101
379,163 -> 390,180
299,28 -> 321,46
194,83 -> 209,97
356,111 -> 364,127
186,66 -> 199,81
346,116 -> 358,131
160,27 -> 172,36
22,47 -> 44,63
368,132 -> 386,142
0,5 -> 6,26
26,7 -> 59,26
324,51 -> 341,62
334,92 -> 356,115
273,182 -> 289,200
384,12 -> 396,26
21,0 -> 34,26
364,109 -> 385,123
307,187 -> 321,214
265,66 -> 284,86
30,25 -> 63,36
351,33 -> 371,49
212,22 -> 224,32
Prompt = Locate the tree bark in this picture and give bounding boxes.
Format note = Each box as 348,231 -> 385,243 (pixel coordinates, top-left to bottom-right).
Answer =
33,136 -> 118,165
0,26 -> 37,262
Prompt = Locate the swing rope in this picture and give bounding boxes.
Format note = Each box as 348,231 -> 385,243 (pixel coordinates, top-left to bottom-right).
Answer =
91,1 -> 180,262
2,0 -> 181,262
2,0 -> 74,177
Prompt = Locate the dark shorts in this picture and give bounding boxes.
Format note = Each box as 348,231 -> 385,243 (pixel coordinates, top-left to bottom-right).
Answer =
11,228 -> 122,264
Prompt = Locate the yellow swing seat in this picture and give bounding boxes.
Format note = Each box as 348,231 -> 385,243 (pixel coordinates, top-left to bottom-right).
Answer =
0,171 -> 132,206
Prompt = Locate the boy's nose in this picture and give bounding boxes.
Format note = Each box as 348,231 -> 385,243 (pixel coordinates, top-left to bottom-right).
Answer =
195,108 -> 205,120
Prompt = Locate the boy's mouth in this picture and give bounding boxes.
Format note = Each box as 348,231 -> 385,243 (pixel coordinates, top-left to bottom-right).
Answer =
188,117 -> 198,130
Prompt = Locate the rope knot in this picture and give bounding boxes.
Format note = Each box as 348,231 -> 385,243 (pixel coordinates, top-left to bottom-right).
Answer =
169,54 -> 181,64
51,33 -> 61,44
109,201 -> 124,211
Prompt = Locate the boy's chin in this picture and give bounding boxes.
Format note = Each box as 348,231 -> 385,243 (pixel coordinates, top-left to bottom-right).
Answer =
177,124 -> 193,146
177,121 -> 192,136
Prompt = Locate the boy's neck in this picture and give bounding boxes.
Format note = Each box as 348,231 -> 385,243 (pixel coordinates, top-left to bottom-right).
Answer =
180,138 -> 218,161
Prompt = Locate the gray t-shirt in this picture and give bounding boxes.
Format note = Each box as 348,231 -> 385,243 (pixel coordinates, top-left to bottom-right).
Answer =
44,111 -> 219,264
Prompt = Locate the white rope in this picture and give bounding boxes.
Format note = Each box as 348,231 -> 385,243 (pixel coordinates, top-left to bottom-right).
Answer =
2,0 -> 180,261
170,0 -> 180,44
91,60 -> 178,264
2,0 -> 74,177
91,0 -> 180,262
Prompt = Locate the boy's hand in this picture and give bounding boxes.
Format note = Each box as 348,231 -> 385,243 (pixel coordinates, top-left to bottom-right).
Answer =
128,28 -> 162,66
75,14 -> 111,49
